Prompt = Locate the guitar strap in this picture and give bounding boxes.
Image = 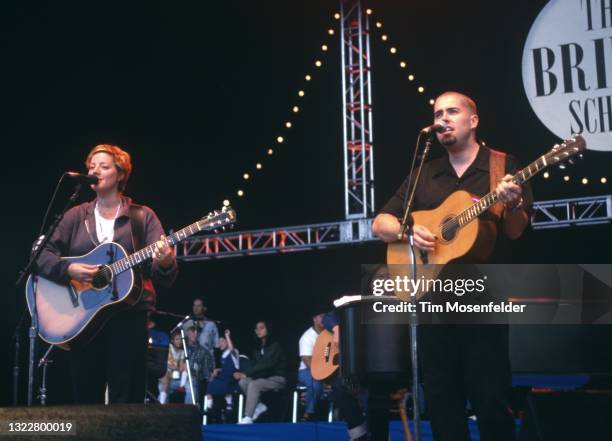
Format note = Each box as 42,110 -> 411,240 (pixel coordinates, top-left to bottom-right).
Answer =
488,148 -> 506,220
128,204 -> 146,252
128,204 -> 146,298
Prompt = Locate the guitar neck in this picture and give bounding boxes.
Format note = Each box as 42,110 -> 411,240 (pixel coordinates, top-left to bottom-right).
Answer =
107,219 -> 212,276
455,154 -> 548,227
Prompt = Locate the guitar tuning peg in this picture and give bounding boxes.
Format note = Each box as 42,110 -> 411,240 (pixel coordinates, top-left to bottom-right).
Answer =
579,154 -> 584,160
558,163 -> 566,170
567,158 -> 575,165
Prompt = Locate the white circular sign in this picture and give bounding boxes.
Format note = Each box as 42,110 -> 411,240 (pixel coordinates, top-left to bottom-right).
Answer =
522,0 -> 612,151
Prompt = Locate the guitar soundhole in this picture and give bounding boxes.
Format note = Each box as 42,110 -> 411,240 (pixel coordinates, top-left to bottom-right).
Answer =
92,266 -> 112,289
440,217 -> 459,242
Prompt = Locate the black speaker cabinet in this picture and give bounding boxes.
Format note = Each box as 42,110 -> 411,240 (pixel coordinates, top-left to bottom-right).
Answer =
0,403 -> 201,441
519,391 -> 612,441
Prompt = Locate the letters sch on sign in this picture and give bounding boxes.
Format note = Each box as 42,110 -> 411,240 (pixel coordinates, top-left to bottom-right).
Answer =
522,0 -> 612,151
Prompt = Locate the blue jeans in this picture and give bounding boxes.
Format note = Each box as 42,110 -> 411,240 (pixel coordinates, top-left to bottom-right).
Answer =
161,379 -> 197,404
297,368 -> 323,414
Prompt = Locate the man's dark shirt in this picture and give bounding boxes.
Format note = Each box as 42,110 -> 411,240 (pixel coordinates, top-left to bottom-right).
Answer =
380,145 -> 533,262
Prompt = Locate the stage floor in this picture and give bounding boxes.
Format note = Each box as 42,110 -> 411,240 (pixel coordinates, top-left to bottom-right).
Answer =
202,420 -> 483,441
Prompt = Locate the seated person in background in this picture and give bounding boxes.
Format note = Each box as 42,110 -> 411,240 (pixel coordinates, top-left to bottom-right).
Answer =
323,310 -> 367,441
158,331 -> 186,404
146,318 -> 170,400
205,329 -> 240,416
297,311 -> 325,421
184,321 -> 215,406
233,320 -> 287,424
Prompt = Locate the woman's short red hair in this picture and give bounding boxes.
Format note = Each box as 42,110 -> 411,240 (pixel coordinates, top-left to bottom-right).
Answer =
85,144 -> 132,192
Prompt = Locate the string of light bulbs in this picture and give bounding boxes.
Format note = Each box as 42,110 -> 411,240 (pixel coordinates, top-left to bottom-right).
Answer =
541,171 -> 607,186
364,8 -> 435,107
367,8 -> 608,187
221,8 -> 606,203
222,22 -> 337,208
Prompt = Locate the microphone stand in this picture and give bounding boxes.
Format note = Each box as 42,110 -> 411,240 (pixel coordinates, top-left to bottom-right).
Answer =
397,131 -> 435,441
171,316 -> 197,407
152,309 -> 186,319
170,315 -> 195,335
16,182 -> 85,406
38,345 -> 54,405
12,313 -> 27,405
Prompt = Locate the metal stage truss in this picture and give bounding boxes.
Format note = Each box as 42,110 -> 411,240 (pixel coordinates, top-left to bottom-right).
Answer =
340,0 -> 375,220
174,0 -> 611,261
531,195 -> 612,229
176,218 -> 375,261
175,195 -> 612,260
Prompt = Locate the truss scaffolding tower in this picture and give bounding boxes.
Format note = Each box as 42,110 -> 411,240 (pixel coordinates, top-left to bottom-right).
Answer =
340,0 -> 375,219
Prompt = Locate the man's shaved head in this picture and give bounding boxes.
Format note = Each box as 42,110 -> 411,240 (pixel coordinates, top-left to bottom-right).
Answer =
435,91 -> 478,115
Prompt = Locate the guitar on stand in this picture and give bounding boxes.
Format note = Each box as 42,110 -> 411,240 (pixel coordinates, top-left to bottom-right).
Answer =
387,135 -> 586,300
25,207 -> 236,350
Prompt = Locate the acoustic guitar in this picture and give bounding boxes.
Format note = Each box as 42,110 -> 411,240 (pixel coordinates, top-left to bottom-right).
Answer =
387,135 -> 586,300
311,330 -> 340,381
26,207 -> 236,349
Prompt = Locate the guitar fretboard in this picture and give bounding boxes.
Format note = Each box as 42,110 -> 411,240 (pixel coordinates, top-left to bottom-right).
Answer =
107,215 -> 229,276
454,155 -> 548,228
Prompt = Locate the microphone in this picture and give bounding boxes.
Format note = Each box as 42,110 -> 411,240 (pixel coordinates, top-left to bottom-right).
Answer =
420,122 -> 448,134
65,172 -> 99,185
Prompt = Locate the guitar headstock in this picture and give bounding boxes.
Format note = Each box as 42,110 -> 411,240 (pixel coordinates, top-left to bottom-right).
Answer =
198,206 -> 237,232
544,134 -> 586,168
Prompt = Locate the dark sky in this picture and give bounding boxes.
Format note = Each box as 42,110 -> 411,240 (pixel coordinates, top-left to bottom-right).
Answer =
2,0 -> 611,406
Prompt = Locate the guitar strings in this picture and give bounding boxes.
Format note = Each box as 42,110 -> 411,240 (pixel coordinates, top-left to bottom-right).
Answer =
92,266 -> 112,289
439,192 -> 494,238
438,174 -> 520,237
436,145 -> 578,240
